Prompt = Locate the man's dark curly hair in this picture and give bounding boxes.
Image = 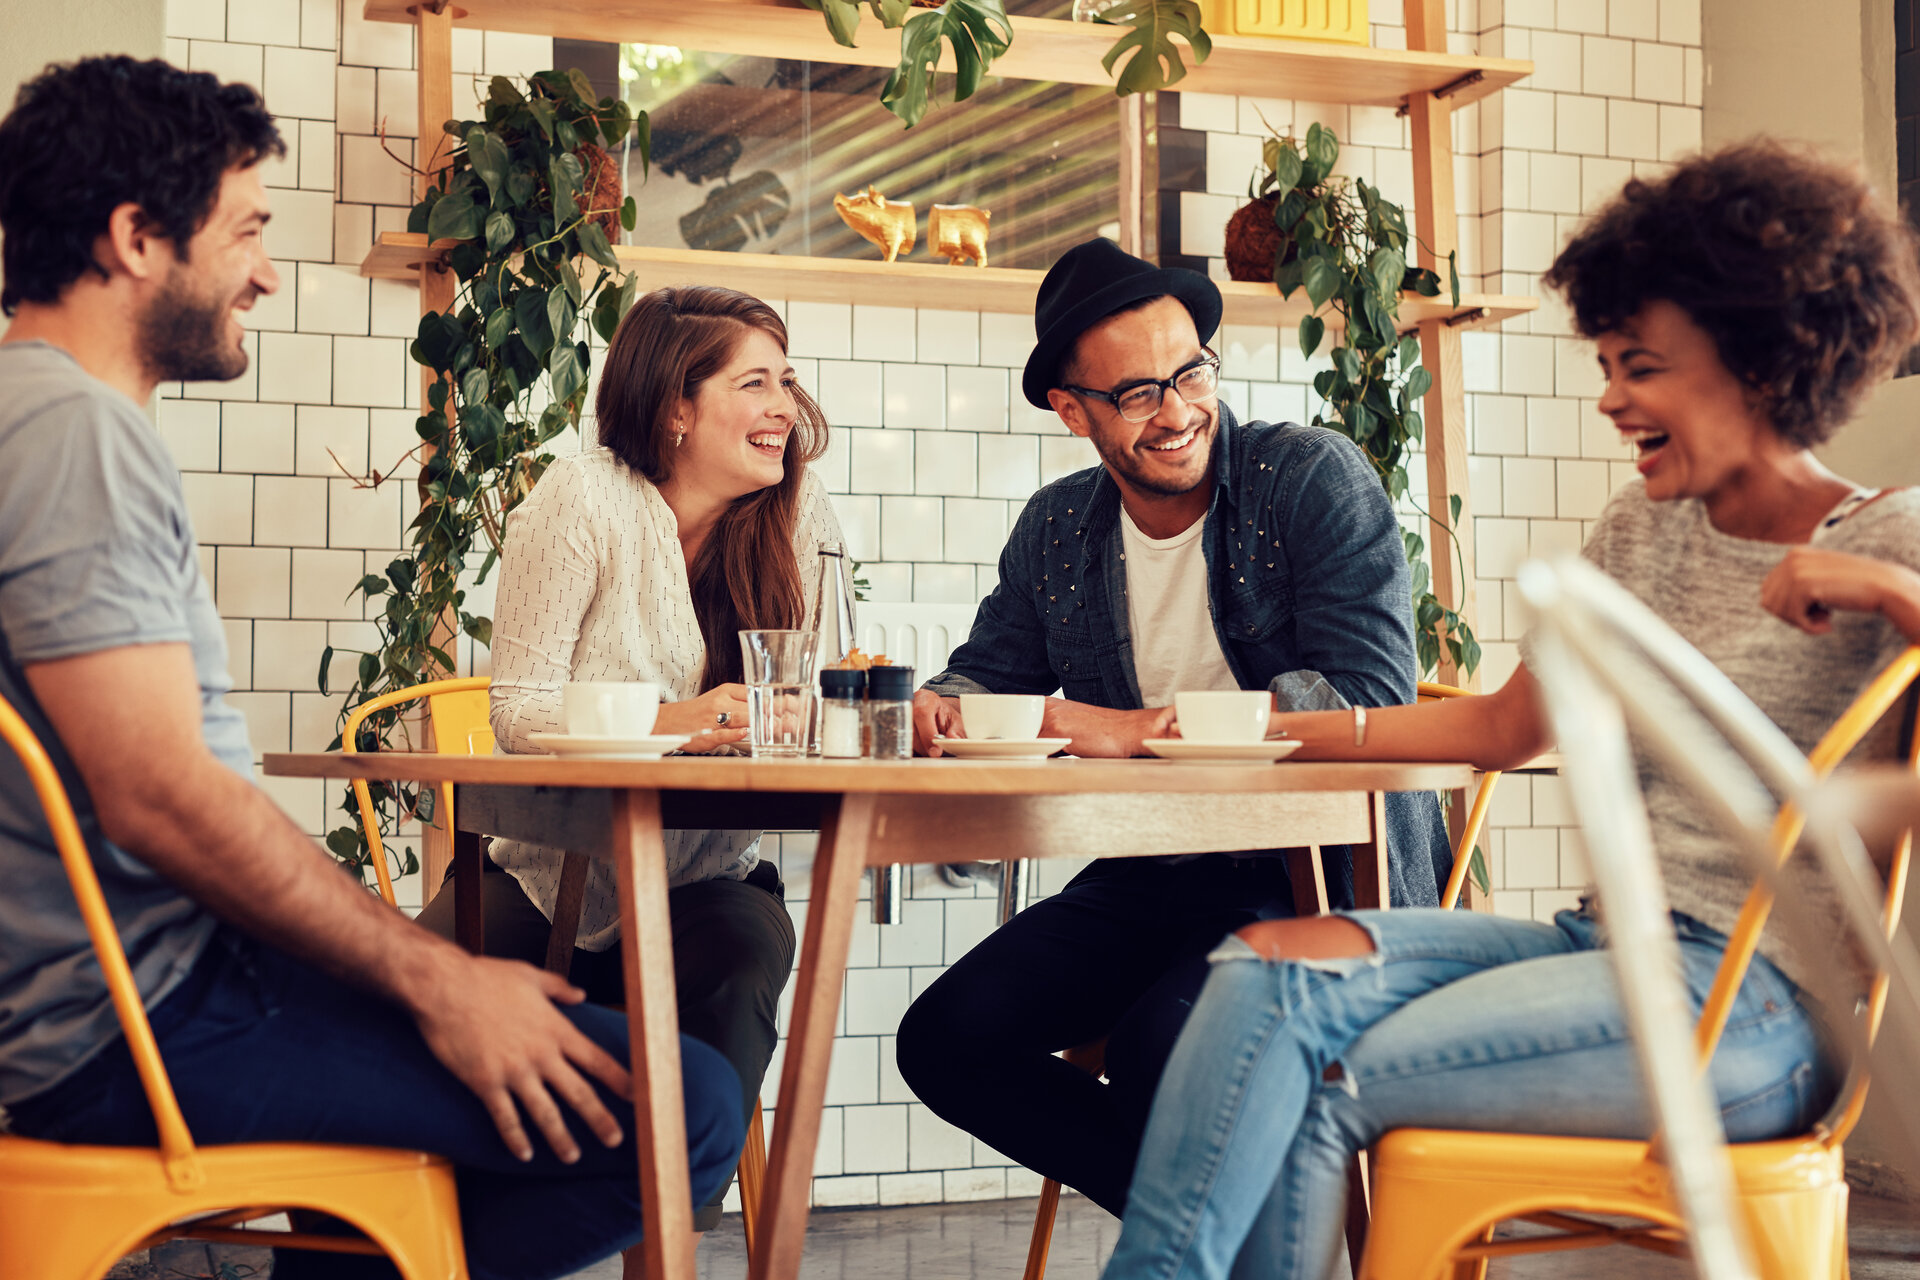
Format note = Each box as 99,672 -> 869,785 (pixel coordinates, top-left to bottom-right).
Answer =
0,57 -> 284,315
1543,141 -> 1920,448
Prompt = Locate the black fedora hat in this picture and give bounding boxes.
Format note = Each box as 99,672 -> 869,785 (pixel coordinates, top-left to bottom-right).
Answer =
1020,238 -> 1222,410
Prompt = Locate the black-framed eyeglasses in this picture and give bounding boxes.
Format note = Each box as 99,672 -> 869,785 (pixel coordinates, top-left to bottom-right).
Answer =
1060,349 -> 1222,423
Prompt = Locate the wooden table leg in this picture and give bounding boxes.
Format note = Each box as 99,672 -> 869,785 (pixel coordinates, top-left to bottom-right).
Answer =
1349,792 -> 1391,911
452,826 -> 485,955
1343,1147 -> 1371,1268
610,789 -> 694,1280
544,850 -> 591,976
1282,845 -> 1331,916
750,792 -> 876,1280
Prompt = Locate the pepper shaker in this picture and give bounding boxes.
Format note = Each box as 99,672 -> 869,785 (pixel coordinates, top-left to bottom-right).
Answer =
865,666 -> 915,760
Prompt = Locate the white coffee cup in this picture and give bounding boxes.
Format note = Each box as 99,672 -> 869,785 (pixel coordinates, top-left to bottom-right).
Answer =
1174,690 -> 1271,744
959,693 -> 1046,741
563,681 -> 661,738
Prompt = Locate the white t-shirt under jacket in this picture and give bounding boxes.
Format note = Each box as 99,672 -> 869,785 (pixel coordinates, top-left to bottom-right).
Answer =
1118,504 -> 1239,707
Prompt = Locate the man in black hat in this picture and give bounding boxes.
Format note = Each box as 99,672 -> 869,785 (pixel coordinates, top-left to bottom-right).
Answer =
894,238 -> 1449,1215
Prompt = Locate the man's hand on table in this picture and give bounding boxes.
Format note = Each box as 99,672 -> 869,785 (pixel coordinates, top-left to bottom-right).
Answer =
912,690 -> 964,755
404,949 -> 633,1164
1043,698 -> 1175,757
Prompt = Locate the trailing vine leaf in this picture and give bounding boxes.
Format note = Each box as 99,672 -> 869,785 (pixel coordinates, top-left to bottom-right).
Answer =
467,129 -> 510,199
1304,121 -> 1338,173
1298,314 -> 1324,360
880,0 -> 1014,128
578,220 -> 621,270
1302,256 -> 1340,310
1095,0 -> 1212,96
426,190 -> 482,241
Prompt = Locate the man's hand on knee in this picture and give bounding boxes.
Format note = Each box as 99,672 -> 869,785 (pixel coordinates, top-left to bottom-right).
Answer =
407,950 -> 632,1163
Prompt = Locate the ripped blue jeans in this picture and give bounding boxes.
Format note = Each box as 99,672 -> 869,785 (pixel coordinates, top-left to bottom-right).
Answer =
1100,907 -> 1837,1280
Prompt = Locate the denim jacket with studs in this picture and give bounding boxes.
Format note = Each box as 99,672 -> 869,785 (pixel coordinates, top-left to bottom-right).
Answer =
924,403 -> 1450,909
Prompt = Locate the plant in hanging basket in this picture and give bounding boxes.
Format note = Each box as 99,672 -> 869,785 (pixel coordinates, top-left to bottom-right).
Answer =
1225,123 -> 1323,283
314,69 -> 649,884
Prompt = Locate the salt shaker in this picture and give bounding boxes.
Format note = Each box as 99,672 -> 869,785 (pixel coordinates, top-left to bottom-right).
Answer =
865,666 -> 915,760
820,668 -> 867,758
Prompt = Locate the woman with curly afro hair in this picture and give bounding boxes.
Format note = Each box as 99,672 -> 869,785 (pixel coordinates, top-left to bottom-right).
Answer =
1097,140 -> 1920,1280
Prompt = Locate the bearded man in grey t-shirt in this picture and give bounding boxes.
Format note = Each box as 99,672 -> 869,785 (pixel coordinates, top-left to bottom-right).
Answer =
0,57 -> 741,1280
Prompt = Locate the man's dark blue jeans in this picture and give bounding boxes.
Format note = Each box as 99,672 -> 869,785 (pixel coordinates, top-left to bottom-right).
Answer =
5,928 -> 745,1280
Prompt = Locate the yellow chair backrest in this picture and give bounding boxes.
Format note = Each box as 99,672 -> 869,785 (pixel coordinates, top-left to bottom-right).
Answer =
1693,645 -> 1920,1148
0,697 -> 205,1189
1417,681 -> 1500,911
341,676 -> 491,908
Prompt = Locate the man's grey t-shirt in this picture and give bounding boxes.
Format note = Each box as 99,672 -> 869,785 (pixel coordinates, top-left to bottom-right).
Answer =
0,342 -> 251,1107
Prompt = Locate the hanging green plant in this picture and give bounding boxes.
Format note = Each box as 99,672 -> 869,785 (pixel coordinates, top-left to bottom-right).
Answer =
803,0 -> 1206,127
314,69 -> 649,883
1250,121 -> 1488,893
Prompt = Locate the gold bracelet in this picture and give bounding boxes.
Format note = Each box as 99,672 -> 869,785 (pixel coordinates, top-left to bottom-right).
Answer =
1352,703 -> 1368,748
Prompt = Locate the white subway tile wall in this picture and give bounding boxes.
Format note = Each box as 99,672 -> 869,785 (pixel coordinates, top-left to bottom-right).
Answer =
155,0 -> 1697,1207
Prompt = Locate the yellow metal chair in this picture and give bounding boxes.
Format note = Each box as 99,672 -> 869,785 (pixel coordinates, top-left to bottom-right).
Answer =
1019,683 -> 1505,1280
0,695 -> 467,1280
341,674 -> 493,909
1416,680 -> 1502,914
341,676 -> 771,1253
1358,645 -> 1920,1280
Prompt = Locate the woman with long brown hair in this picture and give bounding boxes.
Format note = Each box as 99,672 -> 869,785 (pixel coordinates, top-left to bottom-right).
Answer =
419,284 -> 841,1234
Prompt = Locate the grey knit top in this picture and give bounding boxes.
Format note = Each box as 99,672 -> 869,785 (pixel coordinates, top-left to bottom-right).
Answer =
1567,480 -> 1920,997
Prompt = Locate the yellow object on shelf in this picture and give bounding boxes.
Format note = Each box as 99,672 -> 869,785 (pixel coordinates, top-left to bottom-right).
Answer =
1198,0 -> 1369,45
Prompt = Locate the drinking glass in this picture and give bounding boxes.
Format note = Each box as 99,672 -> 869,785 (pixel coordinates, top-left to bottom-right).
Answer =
739,630 -> 818,757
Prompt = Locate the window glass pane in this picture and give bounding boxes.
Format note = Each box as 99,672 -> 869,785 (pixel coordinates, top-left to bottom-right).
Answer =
617,24 -> 1119,269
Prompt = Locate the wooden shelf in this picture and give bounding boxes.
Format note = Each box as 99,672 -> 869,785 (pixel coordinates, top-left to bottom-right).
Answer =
365,0 -> 1529,109
362,233 -> 1535,331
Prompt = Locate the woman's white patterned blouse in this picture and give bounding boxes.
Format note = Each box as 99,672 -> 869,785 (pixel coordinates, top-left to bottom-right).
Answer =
486,446 -> 844,952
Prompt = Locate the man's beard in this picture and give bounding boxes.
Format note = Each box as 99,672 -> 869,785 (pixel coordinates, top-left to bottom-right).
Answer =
1090,412 -> 1215,497
138,267 -> 250,384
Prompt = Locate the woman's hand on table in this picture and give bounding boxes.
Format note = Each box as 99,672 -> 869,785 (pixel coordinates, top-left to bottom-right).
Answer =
913,690 -> 963,755
1044,698 -> 1175,757
1762,548 -> 1920,642
656,683 -> 752,754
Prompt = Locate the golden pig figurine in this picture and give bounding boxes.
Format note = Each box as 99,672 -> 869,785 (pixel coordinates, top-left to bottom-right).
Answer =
833,185 -> 916,263
929,203 -> 991,267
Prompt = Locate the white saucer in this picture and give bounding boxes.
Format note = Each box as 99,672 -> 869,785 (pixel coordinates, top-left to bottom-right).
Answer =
528,731 -> 693,759
1143,738 -> 1303,763
933,737 -> 1071,760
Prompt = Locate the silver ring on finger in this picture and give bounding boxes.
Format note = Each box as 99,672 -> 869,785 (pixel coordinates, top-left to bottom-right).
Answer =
716,711 -> 731,727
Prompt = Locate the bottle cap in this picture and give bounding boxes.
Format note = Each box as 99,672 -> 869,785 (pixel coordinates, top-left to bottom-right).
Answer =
820,668 -> 867,695
865,665 -> 916,699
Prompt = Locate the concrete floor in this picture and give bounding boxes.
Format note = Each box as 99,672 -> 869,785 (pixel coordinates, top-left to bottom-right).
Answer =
108,1189 -> 1920,1278
605,1190 -> 1920,1280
